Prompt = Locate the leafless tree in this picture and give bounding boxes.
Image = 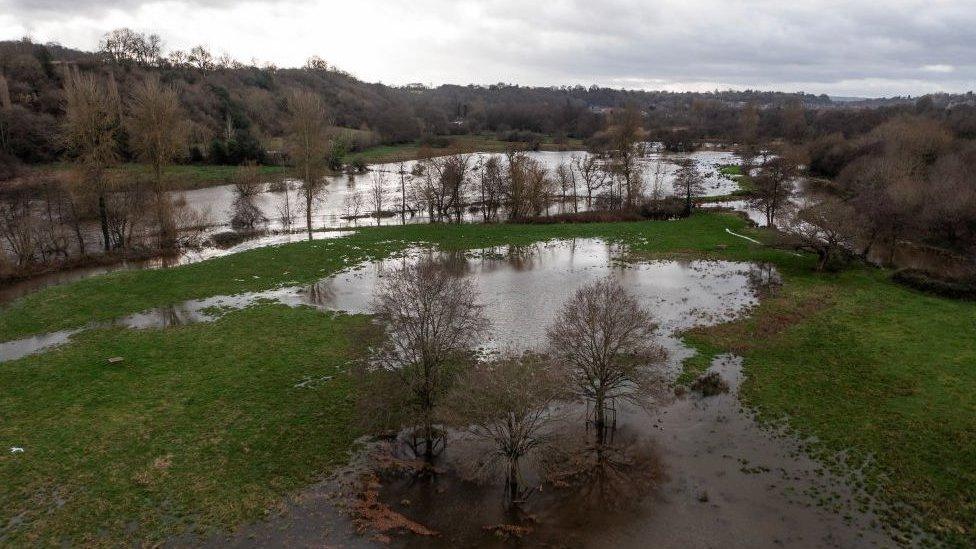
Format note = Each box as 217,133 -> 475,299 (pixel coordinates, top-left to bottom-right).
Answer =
126,75 -> 187,249
555,162 -> 578,213
105,179 -> 152,249
750,156 -> 796,226
230,161 -> 267,230
673,158 -> 705,216
547,278 -> 666,445
0,187 -> 38,265
369,170 -> 386,226
504,150 -> 530,220
608,105 -> 645,208
446,351 -> 565,503
479,156 -> 504,222
573,153 -> 610,208
343,190 -> 365,225
781,198 -> 857,271
397,161 -> 410,224
273,179 -> 295,230
285,89 -> 331,239
372,260 -> 489,461
411,160 -> 439,222
525,158 -> 554,216
62,72 -> 119,252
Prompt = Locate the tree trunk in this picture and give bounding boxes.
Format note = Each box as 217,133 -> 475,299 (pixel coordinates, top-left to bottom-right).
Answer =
508,459 -> 519,501
594,393 -> 606,446
98,192 -> 110,252
305,190 -> 313,240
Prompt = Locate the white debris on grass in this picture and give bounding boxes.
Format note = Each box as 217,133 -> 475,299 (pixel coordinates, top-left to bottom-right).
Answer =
10,447 -> 24,454
725,228 -> 762,245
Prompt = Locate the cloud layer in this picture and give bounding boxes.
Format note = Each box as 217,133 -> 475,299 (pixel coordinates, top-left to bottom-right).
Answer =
2,0 -> 973,96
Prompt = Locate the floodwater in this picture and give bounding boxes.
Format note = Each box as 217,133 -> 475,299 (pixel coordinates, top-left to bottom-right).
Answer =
1,147 -> 743,304
0,229 -> 348,305
371,355 -> 897,548
180,148 -> 744,232
131,239 -> 900,548
0,239 -> 764,364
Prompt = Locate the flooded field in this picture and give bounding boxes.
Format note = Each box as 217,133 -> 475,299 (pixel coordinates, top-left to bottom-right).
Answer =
183,148 -> 743,232
88,238 -> 898,548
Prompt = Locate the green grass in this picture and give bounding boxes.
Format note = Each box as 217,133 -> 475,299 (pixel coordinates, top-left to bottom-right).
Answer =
2,212 -> 975,545
683,260 -> 976,545
0,304 -> 368,546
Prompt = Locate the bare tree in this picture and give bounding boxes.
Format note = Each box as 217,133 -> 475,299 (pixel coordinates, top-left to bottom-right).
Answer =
425,153 -> 471,223
126,75 -> 186,249
547,278 -> 666,445
274,180 -> 295,230
446,352 -> 565,503
555,162 -> 578,213
782,198 -> 857,271
62,72 -> 119,252
230,161 -> 267,230
372,260 -> 489,461
369,170 -> 386,226
397,161 -> 410,224
609,105 -> 645,208
285,89 -> 331,239
479,156 -> 504,222
343,190 -> 364,225
750,156 -> 796,226
0,187 -> 38,265
673,158 -> 705,216
573,153 -> 610,208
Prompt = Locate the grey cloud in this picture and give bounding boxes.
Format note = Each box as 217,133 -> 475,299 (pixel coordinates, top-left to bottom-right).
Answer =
3,0 -> 975,96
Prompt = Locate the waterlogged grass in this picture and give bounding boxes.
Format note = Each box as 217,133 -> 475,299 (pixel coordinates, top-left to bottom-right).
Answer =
684,258 -> 976,545
0,305 -> 369,546
0,213 -> 779,342
2,211 -> 975,545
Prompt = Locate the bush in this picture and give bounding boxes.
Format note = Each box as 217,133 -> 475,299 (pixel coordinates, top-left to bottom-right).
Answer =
892,269 -> 976,300
639,197 -> 687,220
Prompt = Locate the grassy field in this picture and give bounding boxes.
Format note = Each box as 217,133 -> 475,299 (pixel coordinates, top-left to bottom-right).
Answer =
1,212 -> 974,545
682,253 -> 976,545
0,305 -> 368,545
347,134 -> 585,165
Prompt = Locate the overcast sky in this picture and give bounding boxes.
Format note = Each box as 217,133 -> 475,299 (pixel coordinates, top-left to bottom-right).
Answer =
1,0 -> 974,97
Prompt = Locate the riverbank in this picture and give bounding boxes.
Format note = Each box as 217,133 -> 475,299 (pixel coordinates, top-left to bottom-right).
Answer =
1,213 -> 973,546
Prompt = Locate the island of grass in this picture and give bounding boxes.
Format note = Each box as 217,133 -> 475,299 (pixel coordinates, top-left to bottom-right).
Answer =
1,212 -> 973,546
